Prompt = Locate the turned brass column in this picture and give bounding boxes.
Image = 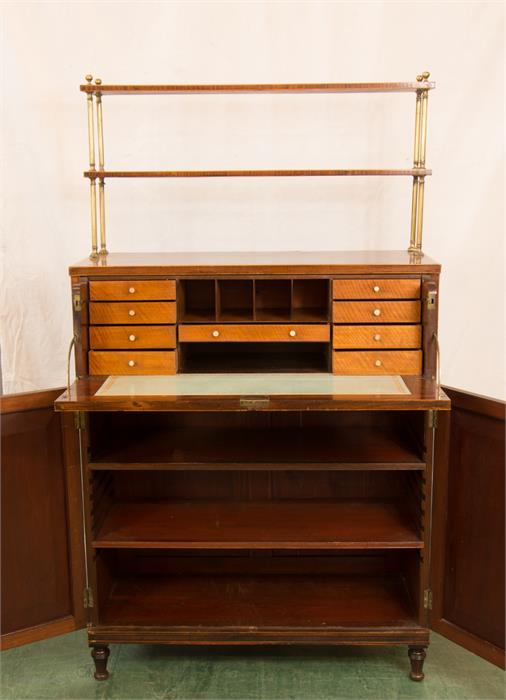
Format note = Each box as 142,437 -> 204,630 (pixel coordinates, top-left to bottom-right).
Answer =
408,71 -> 430,255
85,74 -> 98,260
95,78 -> 108,256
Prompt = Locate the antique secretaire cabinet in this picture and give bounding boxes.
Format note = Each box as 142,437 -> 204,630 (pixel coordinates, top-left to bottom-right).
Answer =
55,75 -> 449,682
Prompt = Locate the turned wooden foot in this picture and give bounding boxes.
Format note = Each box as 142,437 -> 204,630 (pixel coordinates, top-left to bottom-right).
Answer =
91,645 -> 110,681
408,646 -> 426,681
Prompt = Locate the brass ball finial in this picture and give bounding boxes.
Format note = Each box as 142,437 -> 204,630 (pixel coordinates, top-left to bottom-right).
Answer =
422,71 -> 430,80
95,78 -> 102,86
85,74 -> 93,83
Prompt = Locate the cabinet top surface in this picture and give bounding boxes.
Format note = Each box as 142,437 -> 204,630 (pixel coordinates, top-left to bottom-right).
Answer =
70,250 -> 441,276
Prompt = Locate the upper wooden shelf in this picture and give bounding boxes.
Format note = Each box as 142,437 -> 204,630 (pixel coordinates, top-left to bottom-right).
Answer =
84,169 -> 431,179
80,81 -> 435,95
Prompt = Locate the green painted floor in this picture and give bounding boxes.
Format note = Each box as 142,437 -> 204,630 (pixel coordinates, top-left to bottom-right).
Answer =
1,630 -> 504,700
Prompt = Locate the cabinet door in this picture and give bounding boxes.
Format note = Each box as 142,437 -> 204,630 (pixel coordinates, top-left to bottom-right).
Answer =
432,387 -> 505,668
1,389 -> 86,649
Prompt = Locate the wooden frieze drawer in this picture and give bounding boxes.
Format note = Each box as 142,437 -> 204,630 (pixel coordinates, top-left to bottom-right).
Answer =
333,350 -> 422,375
89,301 -> 176,325
90,326 -> 176,350
333,301 -> 420,324
179,324 -> 330,343
89,350 -> 176,375
90,280 -> 176,301
333,325 -> 421,350
332,279 -> 420,300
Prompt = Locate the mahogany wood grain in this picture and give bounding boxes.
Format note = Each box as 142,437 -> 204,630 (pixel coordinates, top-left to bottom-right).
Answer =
333,301 -> 421,324
89,351 -> 176,376
333,279 -> 420,300
55,376 -> 450,412
69,251 -> 441,276
90,326 -> 176,350
431,387 -> 505,668
80,81 -> 435,94
333,351 -> 422,376
84,169 -> 432,179
90,280 -> 176,301
179,324 -> 330,343
89,301 -> 176,325
333,325 -> 421,349
93,500 -> 422,550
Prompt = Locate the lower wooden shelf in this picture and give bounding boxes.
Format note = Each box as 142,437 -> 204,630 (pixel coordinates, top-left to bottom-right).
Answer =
99,573 -> 418,630
92,500 -> 423,550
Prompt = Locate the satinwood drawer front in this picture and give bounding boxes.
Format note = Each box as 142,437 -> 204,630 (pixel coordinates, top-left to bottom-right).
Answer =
90,326 -> 176,350
178,324 -> 330,343
333,301 -> 420,324
89,302 -> 176,325
333,325 -> 421,349
333,350 -> 422,375
89,350 -> 176,375
332,279 -> 420,300
90,280 -> 176,301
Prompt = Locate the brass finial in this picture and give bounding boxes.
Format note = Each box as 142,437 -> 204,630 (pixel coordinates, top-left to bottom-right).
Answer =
85,74 -> 93,83
95,78 -> 102,86
417,71 -> 430,82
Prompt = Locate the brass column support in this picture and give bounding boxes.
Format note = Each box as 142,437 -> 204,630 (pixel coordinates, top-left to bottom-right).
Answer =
85,74 -> 98,260
408,71 -> 430,256
95,78 -> 108,256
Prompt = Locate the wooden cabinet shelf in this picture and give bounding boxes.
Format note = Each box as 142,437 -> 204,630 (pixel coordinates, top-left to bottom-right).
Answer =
99,572 -> 417,630
92,500 -> 423,550
89,425 -> 424,470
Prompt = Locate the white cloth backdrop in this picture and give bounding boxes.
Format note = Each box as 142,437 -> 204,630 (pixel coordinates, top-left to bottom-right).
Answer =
0,1 -> 504,399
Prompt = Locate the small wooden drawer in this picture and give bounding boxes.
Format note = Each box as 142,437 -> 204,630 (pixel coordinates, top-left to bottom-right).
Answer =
333,301 -> 420,324
178,324 -> 330,343
333,325 -> 421,349
90,326 -> 176,350
333,350 -> 422,375
89,350 -> 176,375
332,279 -> 420,300
90,280 -> 176,301
90,302 -> 176,325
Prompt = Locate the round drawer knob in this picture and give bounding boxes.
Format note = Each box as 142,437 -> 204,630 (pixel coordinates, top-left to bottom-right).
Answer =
373,285 -> 380,293
373,334 -> 381,341
373,308 -> 381,317
212,330 -> 220,338
128,360 -> 136,367
289,330 -> 297,337
129,334 -> 136,342
128,287 -> 136,294
128,309 -> 136,317
375,360 -> 382,367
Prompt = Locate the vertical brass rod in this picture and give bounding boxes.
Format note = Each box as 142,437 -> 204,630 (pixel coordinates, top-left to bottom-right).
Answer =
415,72 -> 430,253
90,178 -> 98,259
408,90 -> 422,252
95,79 -> 108,256
85,75 -> 98,260
415,176 -> 425,252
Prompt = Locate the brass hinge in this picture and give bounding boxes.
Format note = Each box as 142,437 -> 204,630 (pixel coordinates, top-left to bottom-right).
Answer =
83,586 -> 94,608
428,410 -> 438,430
240,396 -> 270,410
423,588 -> 433,610
74,411 -> 86,431
73,293 -> 82,312
426,290 -> 437,310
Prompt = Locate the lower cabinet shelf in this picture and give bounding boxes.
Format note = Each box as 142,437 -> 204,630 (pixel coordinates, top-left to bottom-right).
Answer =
97,573 -> 420,632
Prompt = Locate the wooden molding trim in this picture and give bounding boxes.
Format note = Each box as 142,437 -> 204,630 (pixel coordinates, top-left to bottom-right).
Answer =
0,616 -> 77,651
0,388 -> 64,414
443,386 -> 505,421
432,618 -> 505,670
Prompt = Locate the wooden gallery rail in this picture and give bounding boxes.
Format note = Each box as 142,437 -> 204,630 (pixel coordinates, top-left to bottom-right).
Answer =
80,74 -> 434,259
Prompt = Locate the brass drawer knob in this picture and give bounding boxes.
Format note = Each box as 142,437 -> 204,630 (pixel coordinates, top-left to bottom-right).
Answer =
212,330 -> 220,338
375,360 -> 382,367
373,285 -> 380,293
129,334 -> 136,342
129,287 -> 136,294
289,330 -> 297,337
373,308 -> 381,317
128,360 -> 136,367
373,334 -> 381,341
128,309 -> 136,317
